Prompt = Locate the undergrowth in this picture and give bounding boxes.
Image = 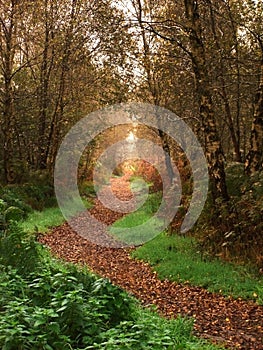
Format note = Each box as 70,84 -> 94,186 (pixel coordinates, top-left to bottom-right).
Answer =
0,188 -> 224,350
0,227 -> 225,350
195,164 -> 263,270
0,183 -> 56,212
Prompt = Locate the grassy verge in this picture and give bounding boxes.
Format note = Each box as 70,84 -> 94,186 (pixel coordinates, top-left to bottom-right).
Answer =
19,198 -> 93,234
19,206 -> 66,233
132,233 -> 263,304
109,191 -> 163,245
109,191 -> 263,304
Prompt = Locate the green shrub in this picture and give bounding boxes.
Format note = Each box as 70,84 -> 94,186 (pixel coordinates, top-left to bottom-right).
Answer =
0,188 -> 32,219
0,183 -> 56,212
0,253 -> 137,350
225,162 -> 247,197
19,184 -> 56,210
0,223 -> 40,275
0,259 -> 223,350
4,206 -> 25,222
78,180 -> 97,198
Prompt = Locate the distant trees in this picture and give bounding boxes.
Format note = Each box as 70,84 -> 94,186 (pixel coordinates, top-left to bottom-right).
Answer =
0,0 -> 22,183
0,0 -> 262,187
125,0 -> 263,201
0,0 -> 132,183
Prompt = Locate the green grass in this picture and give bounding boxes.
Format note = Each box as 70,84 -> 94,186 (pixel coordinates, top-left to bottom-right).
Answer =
19,206 -> 66,233
132,232 -> 263,304
108,186 -> 263,304
109,191 -> 164,245
0,224 -> 225,350
19,198 -> 93,234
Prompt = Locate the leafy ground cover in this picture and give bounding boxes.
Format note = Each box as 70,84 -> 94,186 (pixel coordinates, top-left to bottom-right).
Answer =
132,233 -> 263,304
0,182 -> 224,350
19,198 -> 92,234
41,218 -> 263,350
19,186 -> 263,304
2,175 -> 263,349
0,226 -> 223,350
40,175 -> 263,350
101,172 -> 263,304
108,181 -> 263,304
0,183 -> 56,212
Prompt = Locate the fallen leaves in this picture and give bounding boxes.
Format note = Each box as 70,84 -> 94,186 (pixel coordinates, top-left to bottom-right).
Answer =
39,175 -> 263,350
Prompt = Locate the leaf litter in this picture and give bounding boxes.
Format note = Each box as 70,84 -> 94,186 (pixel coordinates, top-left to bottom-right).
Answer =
39,175 -> 263,350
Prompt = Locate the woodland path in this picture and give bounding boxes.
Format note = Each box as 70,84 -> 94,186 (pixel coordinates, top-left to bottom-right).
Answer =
39,175 -> 263,350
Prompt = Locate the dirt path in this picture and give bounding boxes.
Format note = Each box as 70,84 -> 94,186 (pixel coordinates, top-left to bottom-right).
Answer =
39,176 -> 263,350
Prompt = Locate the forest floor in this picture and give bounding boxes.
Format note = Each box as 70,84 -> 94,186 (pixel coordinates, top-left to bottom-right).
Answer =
39,175 -> 263,350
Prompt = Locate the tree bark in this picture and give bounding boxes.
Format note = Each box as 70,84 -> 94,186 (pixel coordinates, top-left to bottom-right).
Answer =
184,0 -> 229,201
37,0 -> 54,170
1,0 -> 17,183
245,58 -> 263,174
209,1 -> 242,162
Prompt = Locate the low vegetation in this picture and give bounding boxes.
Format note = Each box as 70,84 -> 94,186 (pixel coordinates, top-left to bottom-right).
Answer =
109,176 -> 263,304
195,164 -> 263,270
0,184 -> 224,349
110,190 -> 163,245
133,233 -> 263,304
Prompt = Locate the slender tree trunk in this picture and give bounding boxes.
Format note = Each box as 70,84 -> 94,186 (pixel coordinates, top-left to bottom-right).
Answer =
135,0 -> 175,184
37,0 -> 54,170
2,71 -> 14,183
209,1 -> 242,163
1,0 -> 17,183
245,58 -> 263,174
184,0 -> 229,201
46,0 -> 77,174
209,1 -> 241,162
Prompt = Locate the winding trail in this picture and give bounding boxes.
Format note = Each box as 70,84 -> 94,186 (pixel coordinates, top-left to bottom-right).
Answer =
39,175 -> 263,350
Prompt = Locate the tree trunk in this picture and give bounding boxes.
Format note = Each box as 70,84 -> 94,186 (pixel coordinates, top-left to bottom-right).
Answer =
135,0 -> 175,184
184,0 -> 229,201
37,0 -> 53,170
1,0 -> 17,183
209,0 -> 242,163
46,0 -> 76,174
245,58 -> 263,174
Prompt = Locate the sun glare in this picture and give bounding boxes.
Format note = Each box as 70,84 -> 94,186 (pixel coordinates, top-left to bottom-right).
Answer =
127,131 -> 136,142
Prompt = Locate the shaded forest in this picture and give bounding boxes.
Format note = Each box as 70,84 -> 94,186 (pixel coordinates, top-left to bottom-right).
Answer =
0,0 -> 263,267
